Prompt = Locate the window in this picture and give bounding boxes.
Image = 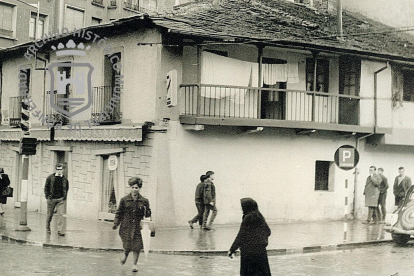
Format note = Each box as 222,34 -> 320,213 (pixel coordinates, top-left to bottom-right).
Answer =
91,17 -> 102,25
392,67 -> 414,102
64,6 -> 84,30
306,58 -> 329,92
0,3 -> 14,37
315,161 -> 334,191
339,56 -> 361,96
29,13 -> 46,39
402,70 -> 414,102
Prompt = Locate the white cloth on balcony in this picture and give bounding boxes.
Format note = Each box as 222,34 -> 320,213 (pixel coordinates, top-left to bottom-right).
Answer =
201,51 -> 258,104
262,64 -> 287,85
287,62 -> 299,83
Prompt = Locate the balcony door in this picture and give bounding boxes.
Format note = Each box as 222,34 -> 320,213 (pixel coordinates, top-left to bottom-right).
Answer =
339,56 -> 360,125
261,58 -> 287,120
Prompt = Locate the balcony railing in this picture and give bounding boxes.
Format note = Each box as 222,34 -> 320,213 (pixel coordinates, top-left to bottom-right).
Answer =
9,96 -> 21,127
45,90 -> 70,125
109,0 -> 117,6
124,1 -> 139,11
92,86 -> 121,125
92,0 -> 104,5
181,84 -> 361,125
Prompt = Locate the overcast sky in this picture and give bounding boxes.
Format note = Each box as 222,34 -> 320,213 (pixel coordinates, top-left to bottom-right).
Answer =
342,0 -> 414,29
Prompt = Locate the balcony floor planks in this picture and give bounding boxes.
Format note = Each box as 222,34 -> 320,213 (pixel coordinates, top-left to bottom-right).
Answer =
179,116 -> 390,134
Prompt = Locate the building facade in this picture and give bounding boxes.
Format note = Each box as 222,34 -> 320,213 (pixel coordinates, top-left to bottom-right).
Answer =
1,0 -> 414,227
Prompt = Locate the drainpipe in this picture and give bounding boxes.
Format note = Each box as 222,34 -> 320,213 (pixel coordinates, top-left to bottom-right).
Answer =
373,62 -> 389,133
353,62 -> 389,219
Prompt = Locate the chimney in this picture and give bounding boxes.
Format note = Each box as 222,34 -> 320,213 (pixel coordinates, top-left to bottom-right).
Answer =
313,0 -> 336,13
337,0 -> 343,38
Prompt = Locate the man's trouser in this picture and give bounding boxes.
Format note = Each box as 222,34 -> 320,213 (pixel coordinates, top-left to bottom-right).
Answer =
378,192 -> 387,220
190,202 -> 205,225
46,198 -> 66,233
203,203 -> 217,227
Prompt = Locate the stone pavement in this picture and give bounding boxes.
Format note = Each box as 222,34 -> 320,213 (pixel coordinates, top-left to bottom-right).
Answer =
0,206 -> 392,255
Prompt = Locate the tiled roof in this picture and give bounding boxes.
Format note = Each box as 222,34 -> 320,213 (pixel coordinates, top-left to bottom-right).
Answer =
152,0 -> 414,61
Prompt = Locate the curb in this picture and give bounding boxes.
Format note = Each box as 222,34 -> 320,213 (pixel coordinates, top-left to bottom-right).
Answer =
0,233 -> 394,256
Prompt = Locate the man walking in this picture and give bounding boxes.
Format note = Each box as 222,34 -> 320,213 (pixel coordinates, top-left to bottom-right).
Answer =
188,175 -> 207,229
44,163 -> 69,236
393,167 -> 412,207
203,171 -> 217,230
363,166 -> 382,224
377,168 -> 389,222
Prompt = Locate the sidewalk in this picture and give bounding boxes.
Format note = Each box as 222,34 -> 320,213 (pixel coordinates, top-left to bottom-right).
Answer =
0,207 -> 392,255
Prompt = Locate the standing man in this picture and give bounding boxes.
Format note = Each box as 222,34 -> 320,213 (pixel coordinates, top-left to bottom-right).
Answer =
393,167 -> 412,208
44,163 -> 69,236
377,168 -> 389,222
203,171 -> 217,231
363,166 -> 382,224
188,175 -> 207,229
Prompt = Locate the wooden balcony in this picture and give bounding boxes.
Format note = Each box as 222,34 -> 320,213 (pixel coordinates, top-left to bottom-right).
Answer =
180,84 -> 376,133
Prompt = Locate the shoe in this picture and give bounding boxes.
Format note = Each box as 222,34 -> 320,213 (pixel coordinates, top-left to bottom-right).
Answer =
120,258 -> 126,265
188,220 -> 194,229
203,226 -> 211,231
0,212 -> 4,216
46,228 -> 51,234
132,265 -> 138,272
58,231 -> 65,236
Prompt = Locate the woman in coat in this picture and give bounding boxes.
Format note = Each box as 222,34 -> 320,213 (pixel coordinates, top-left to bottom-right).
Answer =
113,177 -> 151,273
228,198 -> 272,276
0,167 -> 11,215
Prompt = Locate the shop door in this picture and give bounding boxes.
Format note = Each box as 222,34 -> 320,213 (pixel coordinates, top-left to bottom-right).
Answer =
99,155 -> 119,221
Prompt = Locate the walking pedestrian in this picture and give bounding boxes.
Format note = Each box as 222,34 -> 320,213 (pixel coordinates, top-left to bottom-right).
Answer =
0,167 -> 11,215
113,177 -> 151,273
44,163 -> 69,236
202,171 -> 217,230
377,168 -> 389,222
362,166 -> 382,224
228,198 -> 272,276
393,167 -> 412,207
188,175 -> 207,229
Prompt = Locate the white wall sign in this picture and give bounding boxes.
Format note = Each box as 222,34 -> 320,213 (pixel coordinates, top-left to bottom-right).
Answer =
108,155 -> 118,171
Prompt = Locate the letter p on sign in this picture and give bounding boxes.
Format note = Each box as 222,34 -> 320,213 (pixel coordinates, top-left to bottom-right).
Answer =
339,148 -> 354,168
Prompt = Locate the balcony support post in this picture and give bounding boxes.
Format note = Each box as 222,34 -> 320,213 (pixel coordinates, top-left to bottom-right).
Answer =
196,44 -> 203,117
312,52 -> 318,122
257,45 -> 264,119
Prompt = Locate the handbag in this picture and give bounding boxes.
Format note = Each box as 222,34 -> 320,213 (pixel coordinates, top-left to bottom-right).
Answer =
2,186 -> 13,197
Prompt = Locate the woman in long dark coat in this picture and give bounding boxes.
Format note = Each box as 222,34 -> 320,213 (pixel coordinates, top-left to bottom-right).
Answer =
113,177 -> 151,273
0,167 -> 11,215
228,198 -> 272,276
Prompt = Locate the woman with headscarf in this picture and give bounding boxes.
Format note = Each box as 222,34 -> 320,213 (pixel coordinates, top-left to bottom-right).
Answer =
0,167 -> 11,215
113,177 -> 151,273
228,198 -> 272,276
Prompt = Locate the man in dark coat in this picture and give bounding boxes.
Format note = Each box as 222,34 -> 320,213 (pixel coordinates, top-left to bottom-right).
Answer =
363,166 -> 382,224
0,167 -> 11,215
393,166 -> 412,207
188,174 -> 207,229
377,168 -> 389,222
44,163 -> 69,236
229,198 -> 272,276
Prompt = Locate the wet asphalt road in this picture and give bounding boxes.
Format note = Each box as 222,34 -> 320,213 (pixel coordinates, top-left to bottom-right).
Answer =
1,241 -> 414,275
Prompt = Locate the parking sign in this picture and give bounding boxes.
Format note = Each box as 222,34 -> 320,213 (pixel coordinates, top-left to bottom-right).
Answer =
334,145 -> 359,171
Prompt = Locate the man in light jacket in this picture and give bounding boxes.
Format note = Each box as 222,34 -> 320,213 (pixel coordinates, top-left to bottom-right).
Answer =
393,166 -> 412,208
363,166 -> 382,224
